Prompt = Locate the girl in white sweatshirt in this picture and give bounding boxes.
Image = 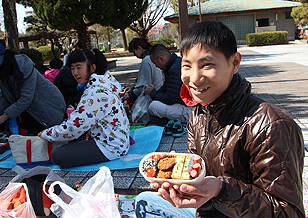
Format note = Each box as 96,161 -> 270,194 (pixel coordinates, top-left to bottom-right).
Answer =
39,49 -> 130,168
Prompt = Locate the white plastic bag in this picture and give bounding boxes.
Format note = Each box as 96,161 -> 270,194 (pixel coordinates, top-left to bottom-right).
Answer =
0,183 -> 36,218
131,90 -> 152,124
0,166 -> 65,218
44,166 -> 120,218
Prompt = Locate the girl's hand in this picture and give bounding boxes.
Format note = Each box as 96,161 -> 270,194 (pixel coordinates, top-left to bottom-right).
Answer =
0,114 -> 9,125
37,130 -> 46,137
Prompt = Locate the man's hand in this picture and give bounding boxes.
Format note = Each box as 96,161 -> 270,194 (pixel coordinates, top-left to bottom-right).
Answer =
145,84 -> 155,95
150,176 -> 222,208
0,114 -> 9,125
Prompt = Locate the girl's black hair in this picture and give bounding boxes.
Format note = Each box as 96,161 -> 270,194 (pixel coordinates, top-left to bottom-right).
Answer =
128,38 -> 152,52
180,21 -> 237,60
69,49 -> 108,75
0,49 -> 17,79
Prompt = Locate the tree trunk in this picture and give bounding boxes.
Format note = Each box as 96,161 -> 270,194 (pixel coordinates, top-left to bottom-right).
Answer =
121,29 -> 128,51
2,0 -> 19,52
76,22 -> 88,49
96,36 -> 99,49
48,38 -> 57,59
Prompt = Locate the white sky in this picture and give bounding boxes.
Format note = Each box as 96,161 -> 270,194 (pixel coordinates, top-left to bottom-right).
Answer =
1,3 -> 173,33
0,3 -> 32,33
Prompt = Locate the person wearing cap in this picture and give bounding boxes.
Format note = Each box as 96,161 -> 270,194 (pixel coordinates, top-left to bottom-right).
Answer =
0,44 -> 66,135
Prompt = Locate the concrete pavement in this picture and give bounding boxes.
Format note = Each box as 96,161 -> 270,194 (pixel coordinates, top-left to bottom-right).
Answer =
0,40 -> 307,216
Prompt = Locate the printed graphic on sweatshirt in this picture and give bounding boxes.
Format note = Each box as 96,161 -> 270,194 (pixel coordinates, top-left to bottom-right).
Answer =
41,72 -> 130,159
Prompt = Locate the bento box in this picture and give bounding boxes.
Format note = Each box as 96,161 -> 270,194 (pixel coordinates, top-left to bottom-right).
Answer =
139,152 -> 206,185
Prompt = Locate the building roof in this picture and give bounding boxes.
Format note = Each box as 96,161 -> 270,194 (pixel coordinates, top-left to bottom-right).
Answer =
165,0 -> 302,20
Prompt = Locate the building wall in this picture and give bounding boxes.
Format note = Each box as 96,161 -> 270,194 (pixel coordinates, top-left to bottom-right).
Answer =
187,10 -> 295,44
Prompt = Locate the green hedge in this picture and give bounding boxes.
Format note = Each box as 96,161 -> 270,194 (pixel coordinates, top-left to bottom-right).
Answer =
246,31 -> 288,45
150,38 -> 176,49
20,48 -> 44,64
36,45 -> 60,61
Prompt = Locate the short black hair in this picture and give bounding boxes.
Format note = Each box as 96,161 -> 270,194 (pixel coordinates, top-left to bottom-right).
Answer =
49,58 -> 63,69
149,44 -> 171,60
180,21 -> 237,60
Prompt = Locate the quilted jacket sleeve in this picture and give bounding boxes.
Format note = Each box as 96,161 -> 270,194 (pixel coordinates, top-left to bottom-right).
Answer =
211,119 -> 305,217
150,56 -> 182,105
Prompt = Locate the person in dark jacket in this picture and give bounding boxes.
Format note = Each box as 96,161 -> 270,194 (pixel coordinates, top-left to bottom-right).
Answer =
146,44 -> 192,124
0,44 -> 66,135
134,21 -> 305,217
54,39 -> 85,108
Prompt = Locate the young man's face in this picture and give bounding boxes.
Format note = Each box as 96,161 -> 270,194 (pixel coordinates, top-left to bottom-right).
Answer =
181,44 -> 241,105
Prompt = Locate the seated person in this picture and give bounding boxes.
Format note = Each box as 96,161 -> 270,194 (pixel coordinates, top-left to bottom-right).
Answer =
0,44 -> 66,135
122,38 -> 163,103
146,44 -> 193,125
134,21 -> 305,217
43,57 -> 63,83
38,49 -> 130,168
54,39 -> 84,108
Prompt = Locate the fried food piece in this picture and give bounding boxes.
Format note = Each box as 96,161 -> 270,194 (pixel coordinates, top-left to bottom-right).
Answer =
157,157 -> 176,170
156,169 -> 173,179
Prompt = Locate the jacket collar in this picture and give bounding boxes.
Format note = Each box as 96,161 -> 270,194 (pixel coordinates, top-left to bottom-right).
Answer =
207,73 -> 251,117
180,84 -> 207,107
163,53 -> 178,75
180,73 -> 251,114
141,50 -> 149,59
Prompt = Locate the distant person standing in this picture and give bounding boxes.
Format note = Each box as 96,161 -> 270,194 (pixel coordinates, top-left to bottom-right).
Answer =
63,39 -> 84,66
101,45 -> 106,53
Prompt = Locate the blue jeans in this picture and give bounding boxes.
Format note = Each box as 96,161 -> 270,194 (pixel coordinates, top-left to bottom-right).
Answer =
135,191 -> 197,218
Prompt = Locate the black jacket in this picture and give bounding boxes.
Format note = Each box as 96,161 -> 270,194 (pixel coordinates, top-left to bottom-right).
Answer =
150,53 -> 184,105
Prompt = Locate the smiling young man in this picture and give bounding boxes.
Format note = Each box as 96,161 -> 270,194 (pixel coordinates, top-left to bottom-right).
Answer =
134,21 -> 305,218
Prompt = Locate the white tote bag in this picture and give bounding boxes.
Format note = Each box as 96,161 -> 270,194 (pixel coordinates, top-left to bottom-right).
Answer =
8,135 -> 65,167
44,166 -> 121,218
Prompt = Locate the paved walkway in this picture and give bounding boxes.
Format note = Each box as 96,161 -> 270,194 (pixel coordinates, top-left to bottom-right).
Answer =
0,41 -> 307,216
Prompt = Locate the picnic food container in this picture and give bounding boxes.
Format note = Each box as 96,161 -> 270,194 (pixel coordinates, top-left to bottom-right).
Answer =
139,152 -> 206,185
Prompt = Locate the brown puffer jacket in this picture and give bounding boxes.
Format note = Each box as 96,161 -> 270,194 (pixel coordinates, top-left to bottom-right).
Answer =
182,73 -> 305,217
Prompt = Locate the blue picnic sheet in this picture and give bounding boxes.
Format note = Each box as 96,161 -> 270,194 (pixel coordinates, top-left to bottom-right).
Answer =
0,126 -> 164,171
0,150 -> 11,160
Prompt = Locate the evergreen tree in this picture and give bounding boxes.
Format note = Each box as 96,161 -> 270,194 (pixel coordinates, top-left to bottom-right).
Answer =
21,0 -> 114,48
100,0 -> 148,50
291,0 -> 308,27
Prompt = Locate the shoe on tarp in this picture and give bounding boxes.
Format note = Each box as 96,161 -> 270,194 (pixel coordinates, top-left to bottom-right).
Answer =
172,121 -> 187,137
164,120 -> 174,135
